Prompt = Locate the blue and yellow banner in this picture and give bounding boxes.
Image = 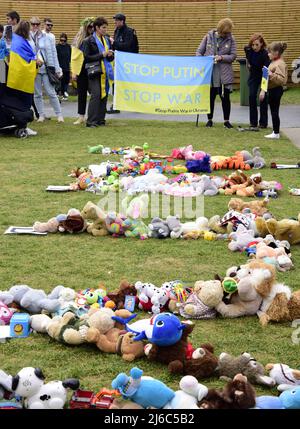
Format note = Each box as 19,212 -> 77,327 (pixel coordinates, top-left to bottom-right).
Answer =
261,66 -> 269,92
6,34 -> 36,94
114,52 -> 214,114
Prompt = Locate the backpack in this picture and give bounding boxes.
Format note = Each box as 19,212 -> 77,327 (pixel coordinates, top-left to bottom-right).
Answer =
131,28 -> 139,53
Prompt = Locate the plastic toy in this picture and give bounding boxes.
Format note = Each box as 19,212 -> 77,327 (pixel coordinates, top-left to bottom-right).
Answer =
10,313 -> 30,338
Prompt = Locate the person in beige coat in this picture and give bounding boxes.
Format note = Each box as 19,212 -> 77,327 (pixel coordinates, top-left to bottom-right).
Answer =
260,41 -> 288,139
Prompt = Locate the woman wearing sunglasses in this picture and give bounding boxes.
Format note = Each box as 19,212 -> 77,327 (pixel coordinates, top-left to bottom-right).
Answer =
56,33 -> 71,99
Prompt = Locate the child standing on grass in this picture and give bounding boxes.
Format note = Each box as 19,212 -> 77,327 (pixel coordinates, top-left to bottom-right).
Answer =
260,41 -> 288,140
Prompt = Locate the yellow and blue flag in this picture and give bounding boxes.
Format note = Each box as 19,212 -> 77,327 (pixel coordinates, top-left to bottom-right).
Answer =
113,52 -> 214,115
6,34 -> 36,94
71,46 -> 84,76
261,66 -> 269,92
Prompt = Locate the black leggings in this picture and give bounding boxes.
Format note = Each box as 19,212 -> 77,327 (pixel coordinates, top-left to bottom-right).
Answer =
77,69 -> 89,115
268,86 -> 283,134
207,86 -> 231,121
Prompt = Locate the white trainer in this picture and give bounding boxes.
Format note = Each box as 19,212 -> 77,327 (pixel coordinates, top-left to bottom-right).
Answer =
265,132 -> 280,139
73,116 -> 85,125
57,116 -> 64,123
26,127 -> 38,136
36,116 -> 45,123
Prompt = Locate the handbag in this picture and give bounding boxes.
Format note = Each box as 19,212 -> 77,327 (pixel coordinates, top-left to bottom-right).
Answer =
45,65 -> 61,86
85,61 -> 102,79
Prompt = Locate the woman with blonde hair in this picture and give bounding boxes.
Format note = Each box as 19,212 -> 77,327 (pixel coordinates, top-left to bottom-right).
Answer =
196,18 -> 237,128
71,17 -> 94,124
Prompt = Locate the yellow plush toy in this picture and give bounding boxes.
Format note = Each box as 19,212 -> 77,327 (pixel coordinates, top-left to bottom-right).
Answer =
265,214 -> 300,245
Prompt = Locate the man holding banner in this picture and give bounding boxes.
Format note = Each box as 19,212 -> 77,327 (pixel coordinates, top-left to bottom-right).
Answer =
113,51 -> 213,115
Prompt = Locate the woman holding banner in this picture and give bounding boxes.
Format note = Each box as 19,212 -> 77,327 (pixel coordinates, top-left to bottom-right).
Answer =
196,18 -> 236,128
82,16 -> 114,128
244,33 -> 270,130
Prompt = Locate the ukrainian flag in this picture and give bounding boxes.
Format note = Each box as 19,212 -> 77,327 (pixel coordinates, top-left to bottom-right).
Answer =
71,46 -> 84,76
6,34 -> 36,94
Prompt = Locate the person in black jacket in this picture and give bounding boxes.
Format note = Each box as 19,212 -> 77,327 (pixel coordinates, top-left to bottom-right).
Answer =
82,16 -> 114,128
244,33 -> 270,130
56,33 -> 71,99
107,13 -> 139,113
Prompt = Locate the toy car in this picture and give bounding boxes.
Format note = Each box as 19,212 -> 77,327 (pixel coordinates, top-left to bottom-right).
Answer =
69,389 -> 94,409
69,388 -> 120,409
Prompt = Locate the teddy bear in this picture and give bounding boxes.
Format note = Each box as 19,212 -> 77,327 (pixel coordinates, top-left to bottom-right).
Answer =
198,374 -> 256,409
58,208 -> 87,233
87,330 -> 144,361
228,197 -> 269,217
254,240 -> 293,272
148,217 -> 170,238
179,280 -> 223,320
228,224 -> 256,252
81,201 -> 109,237
47,307 -> 128,346
145,322 -> 218,379
216,260 -> 276,318
106,280 -> 138,310
264,213 -> 300,245
8,285 -> 62,314
257,286 -> 300,326
33,217 -> 59,233
216,352 -> 275,387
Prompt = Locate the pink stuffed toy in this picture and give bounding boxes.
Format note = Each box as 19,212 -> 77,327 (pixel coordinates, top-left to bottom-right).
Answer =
181,145 -> 206,161
0,301 -> 13,325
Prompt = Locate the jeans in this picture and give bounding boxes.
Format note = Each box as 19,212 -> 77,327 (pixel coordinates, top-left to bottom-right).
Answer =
87,77 -> 107,126
248,77 -> 268,127
34,72 -> 62,117
268,86 -> 283,134
207,86 -> 231,121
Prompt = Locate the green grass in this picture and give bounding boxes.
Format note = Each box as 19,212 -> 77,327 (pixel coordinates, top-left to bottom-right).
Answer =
1,119 -> 300,399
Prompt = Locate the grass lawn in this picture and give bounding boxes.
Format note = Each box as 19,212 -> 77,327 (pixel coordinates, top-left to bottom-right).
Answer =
1,119 -> 300,398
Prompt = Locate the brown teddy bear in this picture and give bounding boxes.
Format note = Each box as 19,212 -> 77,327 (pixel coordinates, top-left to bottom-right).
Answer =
106,279 -> 137,310
216,260 -> 276,318
198,374 -> 256,409
81,201 -> 109,237
258,287 -> 300,326
145,322 -> 218,379
228,197 -> 269,217
87,330 -> 144,361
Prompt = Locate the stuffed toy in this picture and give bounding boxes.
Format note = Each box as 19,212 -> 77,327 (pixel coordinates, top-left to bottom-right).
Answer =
228,197 -> 269,217
211,152 -> 251,171
33,217 -> 59,233
113,312 -> 187,347
11,367 -> 79,409
180,145 -> 207,161
161,281 -> 192,313
0,300 -> 14,325
81,201 -> 109,237
265,213 -> 300,245
186,155 -> 211,174
166,215 -> 183,239
256,386 -> 300,409
148,217 -> 170,239
217,352 -> 275,387
87,329 -> 144,361
165,376 -> 208,409
111,367 -> 175,409
241,147 -> 266,169
266,363 -> 300,392
135,281 -> 157,312
150,288 -> 170,314
123,218 -> 149,240
106,280 -> 137,310
0,291 -> 14,306
121,194 -> 149,220
179,280 -> 223,320
198,175 -> 219,196
216,260 -> 276,318
105,212 -> 129,237
0,370 -> 13,400
181,217 -> 209,236
258,286 -> 300,326
145,322 -> 218,379
58,208 -> 87,233
228,224 -> 255,252
208,215 -> 233,235
199,374 -> 256,409
48,307 -> 135,347
9,285 -> 62,314
255,241 -> 293,272
30,314 -> 52,333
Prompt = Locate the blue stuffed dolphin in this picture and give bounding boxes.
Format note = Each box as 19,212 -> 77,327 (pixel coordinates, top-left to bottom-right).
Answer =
112,312 -> 186,347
